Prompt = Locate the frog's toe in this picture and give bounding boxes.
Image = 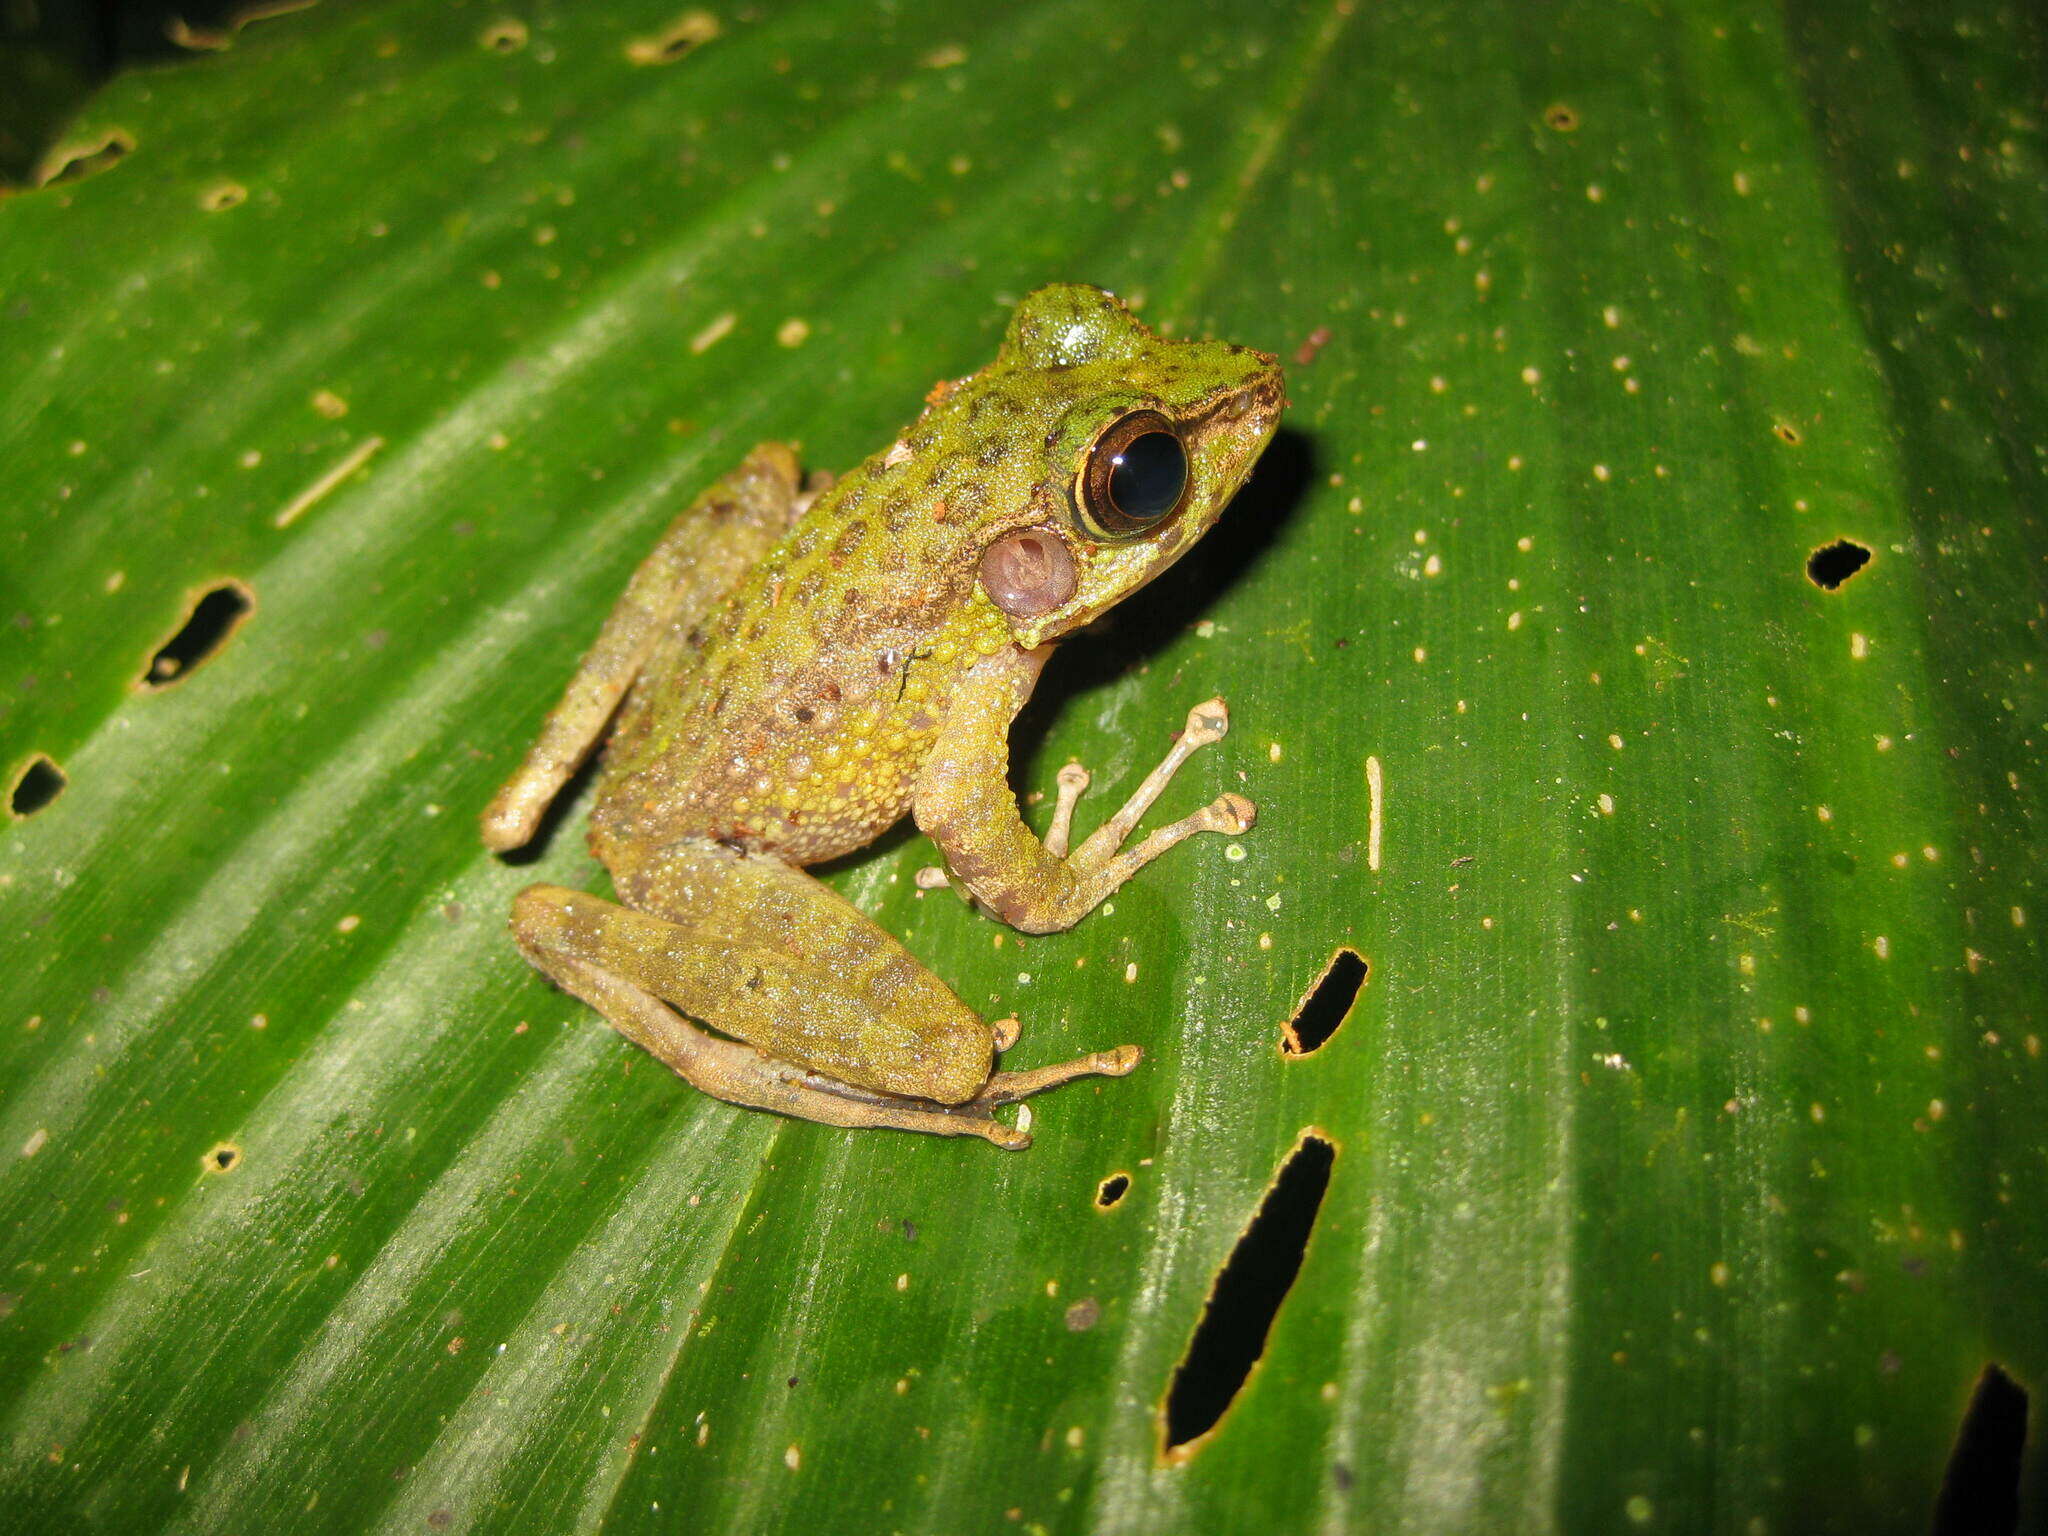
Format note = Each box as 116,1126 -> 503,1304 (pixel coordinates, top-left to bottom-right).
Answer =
1205,792 -> 1257,835
973,1119 -> 1033,1151
1044,761 -> 1094,859
989,1016 -> 1022,1052
981,1043 -> 1142,1104
1097,1043 -> 1144,1076
1182,697 -> 1230,747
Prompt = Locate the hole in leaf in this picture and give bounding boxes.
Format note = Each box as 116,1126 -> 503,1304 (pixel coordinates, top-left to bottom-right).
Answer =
202,1142 -> 241,1174
1932,1364 -> 2027,1536
198,180 -> 246,212
1162,1131 -> 1335,1460
142,581 -> 253,688
480,18 -> 529,52
1096,1173 -> 1130,1209
9,756 -> 66,818
1806,540 -> 1871,591
1544,103 -> 1580,132
1283,948 -> 1367,1056
626,10 -> 719,65
1773,421 -> 1804,446
166,0 -> 316,52
35,128 -> 134,188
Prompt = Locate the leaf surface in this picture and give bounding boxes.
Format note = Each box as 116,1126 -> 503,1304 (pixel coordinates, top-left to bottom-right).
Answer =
2,2 -> 2042,1531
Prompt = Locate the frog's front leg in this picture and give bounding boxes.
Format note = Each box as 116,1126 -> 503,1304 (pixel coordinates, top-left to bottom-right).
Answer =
913,645 -> 1254,935
508,838 -> 1137,1147
481,443 -> 810,853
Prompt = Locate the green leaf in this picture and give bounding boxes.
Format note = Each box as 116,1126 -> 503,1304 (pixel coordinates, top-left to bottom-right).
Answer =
3,1 -> 2043,1531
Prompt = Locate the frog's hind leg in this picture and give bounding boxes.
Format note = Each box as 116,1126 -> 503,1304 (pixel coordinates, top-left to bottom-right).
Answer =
509,841 -> 1138,1146
532,948 -> 1137,1148
482,444 -> 809,853
529,945 -> 1060,1148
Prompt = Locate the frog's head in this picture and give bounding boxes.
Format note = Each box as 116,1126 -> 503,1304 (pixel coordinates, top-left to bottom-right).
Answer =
960,284 -> 1286,651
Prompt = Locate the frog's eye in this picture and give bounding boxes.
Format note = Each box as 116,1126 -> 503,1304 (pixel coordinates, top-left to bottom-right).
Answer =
980,528 -> 1077,619
1073,410 -> 1189,539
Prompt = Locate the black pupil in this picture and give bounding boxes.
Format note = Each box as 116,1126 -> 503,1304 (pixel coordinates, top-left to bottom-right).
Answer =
1108,431 -> 1186,522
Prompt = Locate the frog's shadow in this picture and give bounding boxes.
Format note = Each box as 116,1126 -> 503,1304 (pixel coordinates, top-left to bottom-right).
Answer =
1008,424 -> 1316,787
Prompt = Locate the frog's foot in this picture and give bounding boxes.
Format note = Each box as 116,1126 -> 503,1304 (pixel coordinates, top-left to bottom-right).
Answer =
1063,698 -> 1255,866
801,1039 -> 1141,1148
912,725 -> 1233,888
979,1043 -> 1142,1105
1012,698 -> 1253,924
917,678 -> 1258,935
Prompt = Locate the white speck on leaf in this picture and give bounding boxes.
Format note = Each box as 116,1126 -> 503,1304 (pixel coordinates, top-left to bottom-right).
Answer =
690,313 -> 736,354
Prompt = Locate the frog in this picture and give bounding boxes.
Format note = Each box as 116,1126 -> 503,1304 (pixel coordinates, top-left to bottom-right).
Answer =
481,283 -> 1285,1148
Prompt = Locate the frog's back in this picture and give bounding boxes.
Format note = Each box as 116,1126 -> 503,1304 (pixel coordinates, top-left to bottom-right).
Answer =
588,453 -> 1014,868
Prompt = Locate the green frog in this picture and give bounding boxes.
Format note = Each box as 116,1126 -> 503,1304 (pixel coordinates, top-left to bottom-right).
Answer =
482,284 -> 1284,1147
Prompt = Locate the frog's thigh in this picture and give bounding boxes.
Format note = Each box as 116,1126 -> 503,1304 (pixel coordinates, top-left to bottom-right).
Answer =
514,848 -> 994,1105
482,443 -> 806,853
